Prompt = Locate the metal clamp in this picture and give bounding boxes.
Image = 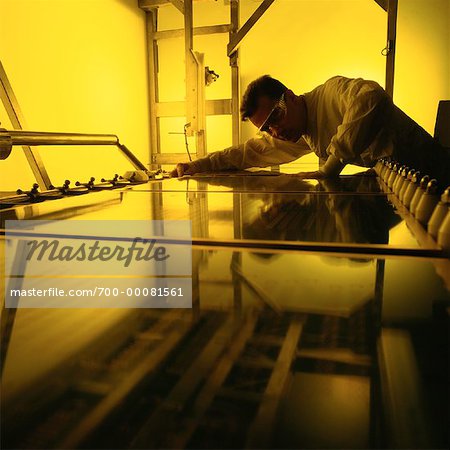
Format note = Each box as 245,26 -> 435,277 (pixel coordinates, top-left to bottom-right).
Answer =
0,128 -> 12,159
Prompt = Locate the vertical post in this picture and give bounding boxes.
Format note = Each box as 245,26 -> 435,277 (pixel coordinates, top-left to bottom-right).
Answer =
230,0 -> 240,147
145,10 -> 164,251
370,258 -> 385,447
385,0 -> 398,98
195,51 -> 207,158
184,1 -> 206,157
374,259 -> 385,322
185,0 -> 197,135
230,0 -> 242,313
232,193 -> 243,316
146,10 -> 160,168
230,1 -> 242,313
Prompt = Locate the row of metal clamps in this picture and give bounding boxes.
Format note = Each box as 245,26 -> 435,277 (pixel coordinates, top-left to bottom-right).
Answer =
374,159 -> 450,251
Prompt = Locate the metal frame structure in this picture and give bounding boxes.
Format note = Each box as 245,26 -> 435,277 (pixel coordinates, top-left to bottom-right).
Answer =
0,63 -> 150,189
139,0 -> 276,167
140,1 -> 397,166
0,129 -> 149,173
0,62 -> 52,190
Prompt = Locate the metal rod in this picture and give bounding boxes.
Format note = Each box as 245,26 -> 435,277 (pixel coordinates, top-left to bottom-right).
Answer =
374,0 -> 388,12
146,10 -> 161,169
230,0 -> 240,147
385,0 -> 398,97
1,129 -> 149,172
168,0 -> 184,14
227,0 -> 275,57
154,24 -> 231,40
3,130 -> 119,146
116,143 -> 148,171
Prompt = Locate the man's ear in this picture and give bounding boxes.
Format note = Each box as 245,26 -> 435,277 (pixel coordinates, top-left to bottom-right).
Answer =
284,89 -> 295,102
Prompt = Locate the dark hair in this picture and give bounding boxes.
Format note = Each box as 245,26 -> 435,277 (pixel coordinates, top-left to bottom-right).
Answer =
240,75 -> 287,121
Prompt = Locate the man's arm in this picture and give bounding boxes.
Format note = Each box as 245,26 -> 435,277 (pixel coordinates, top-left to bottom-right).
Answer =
171,162 -> 193,177
170,135 -> 312,177
294,78 -> 391,179
294,154 -> 346,179
169,148 -> 243,177
327,78 -> 391,165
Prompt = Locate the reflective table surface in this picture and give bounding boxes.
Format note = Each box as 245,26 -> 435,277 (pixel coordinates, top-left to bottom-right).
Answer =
0,176 -> 442,253
1,173 -> 449,449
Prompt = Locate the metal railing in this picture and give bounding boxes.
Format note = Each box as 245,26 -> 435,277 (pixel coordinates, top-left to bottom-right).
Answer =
0,129 -> 148,187
4,130 -> 120,146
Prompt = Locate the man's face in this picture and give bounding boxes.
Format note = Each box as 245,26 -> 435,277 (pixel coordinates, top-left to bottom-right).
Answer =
249,90 -> 307,142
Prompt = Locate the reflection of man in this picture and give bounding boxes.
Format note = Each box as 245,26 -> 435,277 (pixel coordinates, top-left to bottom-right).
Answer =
242,177 -> 401,245
172,76 -> 450,186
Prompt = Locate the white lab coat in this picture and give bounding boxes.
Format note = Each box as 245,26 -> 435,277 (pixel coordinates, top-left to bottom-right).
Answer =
189,76 -> 443,178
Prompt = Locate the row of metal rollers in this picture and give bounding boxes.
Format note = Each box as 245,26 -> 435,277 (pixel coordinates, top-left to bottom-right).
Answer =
374,160 -> 450,251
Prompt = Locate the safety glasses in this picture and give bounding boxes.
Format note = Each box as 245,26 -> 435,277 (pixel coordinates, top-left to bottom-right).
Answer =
258,92 -> 287,134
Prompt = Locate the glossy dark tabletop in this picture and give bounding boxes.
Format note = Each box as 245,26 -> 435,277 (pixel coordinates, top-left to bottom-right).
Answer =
0,174 -> 441,253
2,173 -> 449,450
133,171 -> 385,194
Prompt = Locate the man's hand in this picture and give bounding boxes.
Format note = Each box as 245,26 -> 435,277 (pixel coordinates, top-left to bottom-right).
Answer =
290,170 -> 325,179
170,163 -> 194,178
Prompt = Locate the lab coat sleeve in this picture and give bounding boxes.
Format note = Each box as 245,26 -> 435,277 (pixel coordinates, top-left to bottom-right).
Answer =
327,80 -> 391,164
190,135 -> 312,173
319,154 -> 346,176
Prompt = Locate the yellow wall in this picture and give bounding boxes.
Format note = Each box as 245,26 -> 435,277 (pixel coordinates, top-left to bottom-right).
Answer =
0,0 -> 150,190
1,0 -> 448,187
395,0 -> 450,134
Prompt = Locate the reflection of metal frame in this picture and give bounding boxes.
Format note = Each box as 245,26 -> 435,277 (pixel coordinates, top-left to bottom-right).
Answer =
378,328 -> 430,448
0,240 -> 29,375
0,192 -> 124,377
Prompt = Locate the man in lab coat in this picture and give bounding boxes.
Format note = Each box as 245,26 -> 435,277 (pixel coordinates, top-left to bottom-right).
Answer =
171,75 -> 450,186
